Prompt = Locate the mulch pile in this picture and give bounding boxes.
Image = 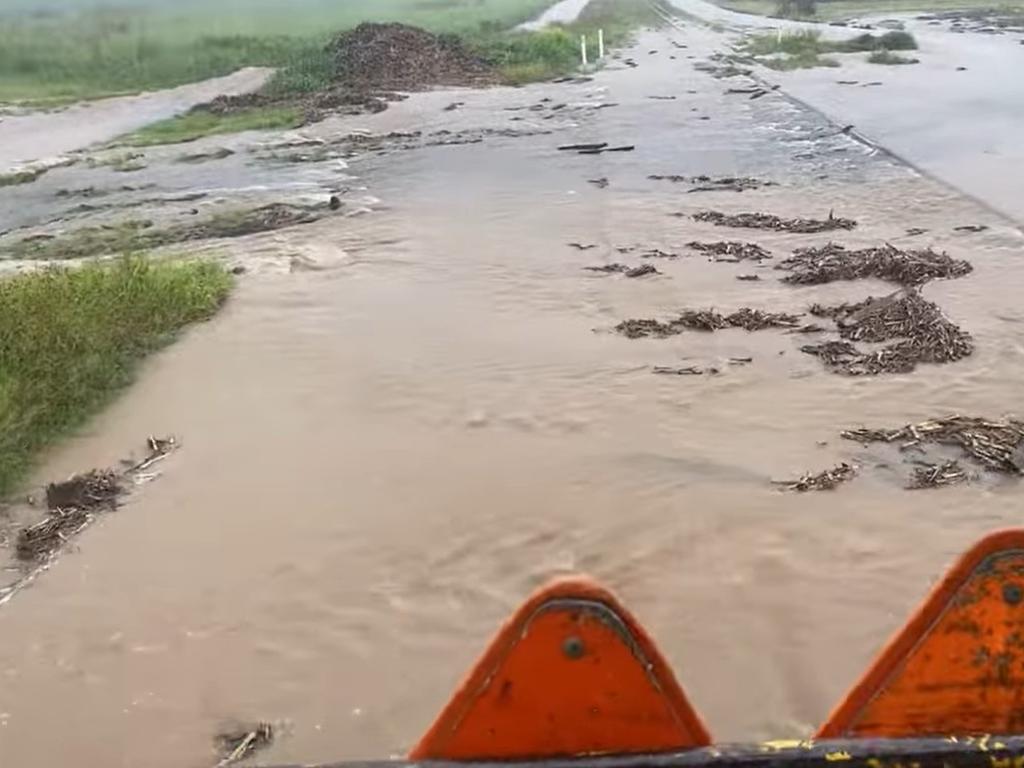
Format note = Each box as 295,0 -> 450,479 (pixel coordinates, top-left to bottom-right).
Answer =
327,23 -> 494,90
197,23 -> 494,121
688,241 -> 772,261
616,308 -> 801,338
842,416 -> 1024,473
802,289 -> 973,375
777,243 -> 973,286
775,463 -> 857,492
692,210 -> 857,233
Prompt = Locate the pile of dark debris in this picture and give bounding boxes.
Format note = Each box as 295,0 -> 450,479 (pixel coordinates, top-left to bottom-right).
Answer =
13,437 -> 175,562
194,22 -> 496,123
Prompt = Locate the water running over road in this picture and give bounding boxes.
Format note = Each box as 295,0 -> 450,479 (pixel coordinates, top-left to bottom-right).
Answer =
1,21 -> 1023,768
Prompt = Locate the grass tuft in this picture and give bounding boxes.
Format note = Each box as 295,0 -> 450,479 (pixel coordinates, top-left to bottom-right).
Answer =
0,167 -> 49,188
746,29 -> 916,69
121,106 -> 304,146
868,49 -> 919,64
0,256 -> 232,494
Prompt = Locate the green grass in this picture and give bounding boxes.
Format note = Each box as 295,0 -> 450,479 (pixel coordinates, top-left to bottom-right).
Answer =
717,0 -> 1024,21
0,0 -> 560,105
745,28 -> 916,68
474,0 -> 670,84
0,167 -> 48,187
121,106 -> 304,146
868,49 -> 920,63
0,256 -> 231,494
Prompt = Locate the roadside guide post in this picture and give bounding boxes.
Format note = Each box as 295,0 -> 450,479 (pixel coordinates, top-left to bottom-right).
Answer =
598,29 -> 605,59
580,34 -> 588,67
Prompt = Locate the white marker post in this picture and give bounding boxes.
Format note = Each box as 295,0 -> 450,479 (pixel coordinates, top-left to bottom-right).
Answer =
581,34 -> 588,67
598,28 -> 605,59
777,27 -> 783,43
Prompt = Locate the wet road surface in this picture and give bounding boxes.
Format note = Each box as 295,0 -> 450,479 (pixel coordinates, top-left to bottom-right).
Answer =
1,19 -> 1023,768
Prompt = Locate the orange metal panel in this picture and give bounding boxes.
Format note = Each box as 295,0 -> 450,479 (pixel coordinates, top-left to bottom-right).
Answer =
411,577 -> 711,760
820,529 -> 1024,738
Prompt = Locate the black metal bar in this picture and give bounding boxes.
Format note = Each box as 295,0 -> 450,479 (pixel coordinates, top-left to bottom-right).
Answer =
267,736 -> 1024,768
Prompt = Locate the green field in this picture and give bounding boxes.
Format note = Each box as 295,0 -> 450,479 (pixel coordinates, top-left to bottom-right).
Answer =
0,0 -> 559,104
0,257 -> 232,495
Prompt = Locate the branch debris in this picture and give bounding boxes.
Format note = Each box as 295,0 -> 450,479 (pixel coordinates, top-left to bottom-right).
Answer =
842,416 -> 1024,473
775,463 -> 857,491
908,460 -> 971,489
691,210 -> 856,233
215,722 -> 275,767
777,243 -> 972,286
802,289 -> 973,375
687,240 -> 772,261
616,308 -> 802,338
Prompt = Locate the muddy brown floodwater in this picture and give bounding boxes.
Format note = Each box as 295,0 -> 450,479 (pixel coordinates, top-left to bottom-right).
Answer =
2,21 -> 1024,768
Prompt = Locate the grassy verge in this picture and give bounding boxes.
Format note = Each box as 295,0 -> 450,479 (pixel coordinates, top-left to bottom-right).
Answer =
473,0 -> 670,83
0,257 -> 231,495
0,167 -> 49,188
0,0 -> 558,105
717,0 -> 1024,21
745,28 -> 916,69
121,106 -> 304,146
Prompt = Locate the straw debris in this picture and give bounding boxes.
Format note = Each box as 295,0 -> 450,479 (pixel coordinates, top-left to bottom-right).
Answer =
687,241 -> 772,261
908,460 -> 971,489
842,416 -> 1024,473
777,243 -> 972,286
615,308 -> 801,338
803,289 -> 973,375
215,722 -> 275,767
692,210 -> 856,233
775,463 -> 857,491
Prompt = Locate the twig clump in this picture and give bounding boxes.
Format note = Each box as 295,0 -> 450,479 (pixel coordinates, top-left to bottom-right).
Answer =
908,460 -> 971,489
616,308 -> 801,338
687,241 -> 772,261
802,289 -> 973,375
215,722 -> 275,767
14,437 -> 176,562
775,463 -> 857,491
692,210 -> 856,233
777,243 -> 972,286
842,416 -> 1024,473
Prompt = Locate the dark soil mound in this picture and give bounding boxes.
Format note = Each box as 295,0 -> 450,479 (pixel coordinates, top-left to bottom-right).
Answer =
327,22 -> 494,90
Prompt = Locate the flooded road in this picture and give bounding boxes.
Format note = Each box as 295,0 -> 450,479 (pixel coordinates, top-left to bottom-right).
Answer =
2,19 -> 1024,768
664,0 -> 1024,223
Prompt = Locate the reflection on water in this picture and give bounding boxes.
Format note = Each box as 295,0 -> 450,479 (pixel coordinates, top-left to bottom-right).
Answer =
0,23 -> 1023,768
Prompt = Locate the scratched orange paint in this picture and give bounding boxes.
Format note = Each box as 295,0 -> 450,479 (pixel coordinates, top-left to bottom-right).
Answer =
821,529 -> 1024,738
411,578 -> 711,759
